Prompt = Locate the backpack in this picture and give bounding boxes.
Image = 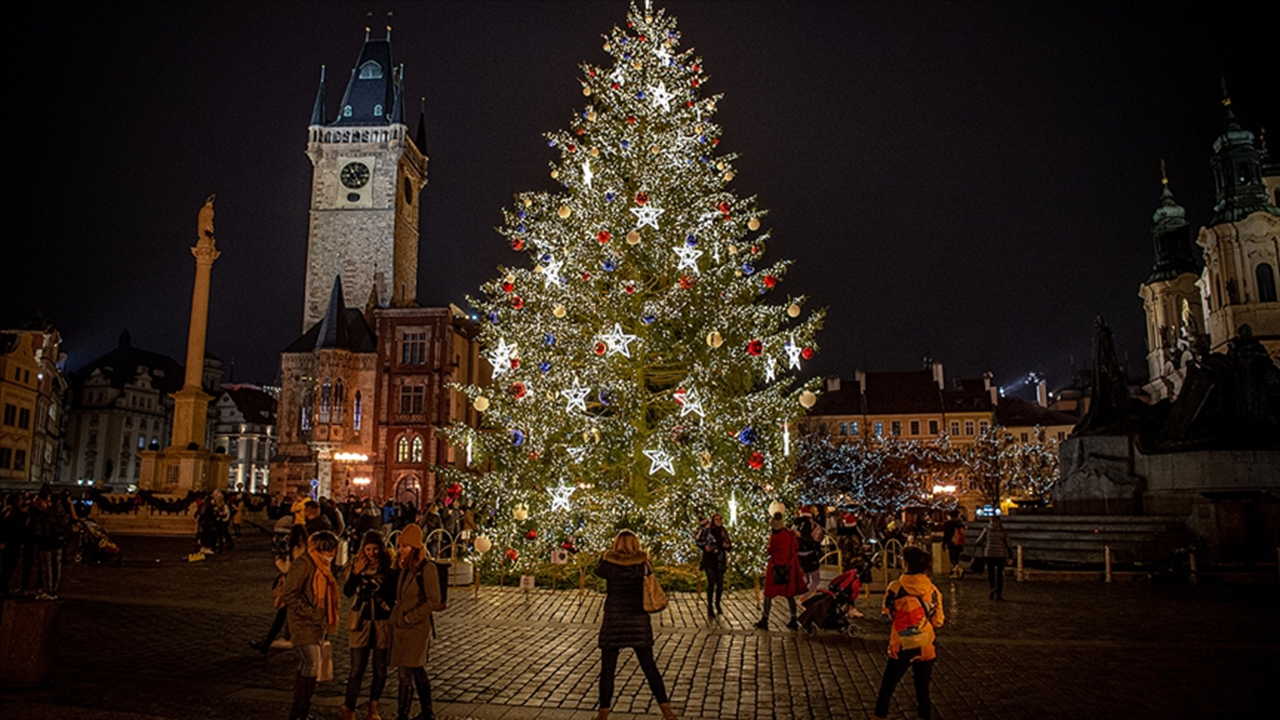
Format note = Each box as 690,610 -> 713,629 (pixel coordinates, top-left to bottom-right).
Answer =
889,586 -> 937,651
951,524 -> 966,547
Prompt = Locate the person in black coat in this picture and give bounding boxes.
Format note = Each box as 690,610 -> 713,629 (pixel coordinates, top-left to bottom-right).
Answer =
592,531 -> 677,720
695,514 -> 731,619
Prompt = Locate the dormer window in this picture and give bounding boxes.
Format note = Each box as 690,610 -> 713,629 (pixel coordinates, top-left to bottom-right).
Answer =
343,105 -> 353,117
374,104 -> 383,117
359,60 -> 383,80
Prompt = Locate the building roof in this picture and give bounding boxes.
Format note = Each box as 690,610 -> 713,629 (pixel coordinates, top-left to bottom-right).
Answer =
1209,99 -> 1280,225
1146,177 -> 1198,283
70,330 -> 185,394
330,36 -> 398,128
284,277 -> 376,354
219,384 -> 277,425
810,369 -> 994,416
994,397 -> 1078,428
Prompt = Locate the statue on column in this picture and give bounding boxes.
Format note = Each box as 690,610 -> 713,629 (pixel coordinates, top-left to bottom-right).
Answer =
199,194 -> 216,240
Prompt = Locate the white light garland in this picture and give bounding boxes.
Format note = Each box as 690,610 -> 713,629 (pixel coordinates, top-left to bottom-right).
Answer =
764,357 -> 778,383
582,159 -> 594,189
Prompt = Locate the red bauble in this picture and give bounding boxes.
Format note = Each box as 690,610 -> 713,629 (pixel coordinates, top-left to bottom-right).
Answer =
627,116 -> 637,125
576,128 -> 585,136
802,347 -> 815,360
611,82 -> 620,90
505,549 -> 519,562
691,78 -> 700,87
686,100 -> 694,108
511,296 -> 524,310
635,192 -> 649,205
594,341 -> 606,356
501,281 -> 514,293
508,382 -> 527,399
597,230 -> 611,244
747,339 -> 763,356
568,144 -> 576,152
624,283 -> 635,294
718,201 -> 731,216
582,272 -> 592,281
713,138 -> 720,146
749,452 -> 765,469
750,246 -> 759,254
673,387 -> 687,405
528,451 -> 539,460
639,34 -> 647,42
680,276 -> 696,289
692,63 -> 701,72
589,69 -> 597,77
511,238 -> 525,251
763,275 -> 778,289
510,358 -> 520,370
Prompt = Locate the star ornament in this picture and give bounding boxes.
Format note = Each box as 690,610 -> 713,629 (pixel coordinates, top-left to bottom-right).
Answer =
672,244 -> 703,274
647,80 -> 674,112
764,357 -> 778,383
488,339 -> 518,377
630,204 -> 665,230
643,447 -> 675,476
582,159 -> 594,189
566,446 -> 588,463
784,339 -> 803,370
598,323 -> 638,358
561,383 -> 591,413
549,484 -> 576,512
541,256 -> 564,288
610,65 -> 626,87
679,388 -> 706,418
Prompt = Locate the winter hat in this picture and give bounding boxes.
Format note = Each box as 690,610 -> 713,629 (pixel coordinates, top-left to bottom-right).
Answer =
398,524 -> 424,549
361,530 -> 384,549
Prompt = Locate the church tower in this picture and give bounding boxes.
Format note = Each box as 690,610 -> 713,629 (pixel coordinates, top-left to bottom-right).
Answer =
302,29 -> 428,331
1196,90 -> 1280,356
1140,166 -> 1203,401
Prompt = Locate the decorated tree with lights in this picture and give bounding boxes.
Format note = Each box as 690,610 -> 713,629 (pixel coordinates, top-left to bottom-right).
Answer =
439,3 -> 823,567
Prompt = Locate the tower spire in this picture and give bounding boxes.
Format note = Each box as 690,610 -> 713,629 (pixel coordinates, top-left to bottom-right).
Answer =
1147,162 -> 1195,283
415,96 -> 428,153
310,65 -> 327,126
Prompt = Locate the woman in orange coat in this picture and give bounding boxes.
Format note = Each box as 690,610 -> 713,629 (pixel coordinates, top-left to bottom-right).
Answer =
754,512 -> 806,630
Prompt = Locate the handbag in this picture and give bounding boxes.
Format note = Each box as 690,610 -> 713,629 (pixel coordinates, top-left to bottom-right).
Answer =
772,563 -> 791,586
317,640 -> 334,682
642,562 -> 668,613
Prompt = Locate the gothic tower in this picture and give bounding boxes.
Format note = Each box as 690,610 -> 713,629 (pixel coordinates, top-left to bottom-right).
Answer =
1140,167 -> 1203,401
301,29 -> 428,331
1196,91 -> 1280,356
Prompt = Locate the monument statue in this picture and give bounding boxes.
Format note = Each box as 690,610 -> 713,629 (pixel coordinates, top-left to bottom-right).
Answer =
198,194 -> 216,240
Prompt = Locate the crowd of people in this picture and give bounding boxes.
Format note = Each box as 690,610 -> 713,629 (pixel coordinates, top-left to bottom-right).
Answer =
0,485 -> 78,599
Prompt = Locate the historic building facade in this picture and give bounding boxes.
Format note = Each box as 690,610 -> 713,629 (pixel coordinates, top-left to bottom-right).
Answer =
0,323 -> 68,488
211,384 -> 277,492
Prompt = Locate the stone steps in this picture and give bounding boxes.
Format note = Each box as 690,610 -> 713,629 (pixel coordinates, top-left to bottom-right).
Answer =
966,515 -> 1194,565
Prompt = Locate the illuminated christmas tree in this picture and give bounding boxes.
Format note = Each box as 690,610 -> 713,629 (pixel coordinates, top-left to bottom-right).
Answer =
439,3 -> 823,566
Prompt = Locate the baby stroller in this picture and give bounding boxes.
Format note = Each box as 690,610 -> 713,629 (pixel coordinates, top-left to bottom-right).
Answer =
798,568 -> 863,638
79,518 -> 123,566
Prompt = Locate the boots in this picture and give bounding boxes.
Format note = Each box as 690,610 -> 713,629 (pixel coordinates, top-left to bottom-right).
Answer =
660,702 -> 679,719
367,700 -> 383,720
290,674 -> 318,720
414,674 -> 435,720
591,709 -> 610,720
396,679 -> 414,720
341,706 -> 357,720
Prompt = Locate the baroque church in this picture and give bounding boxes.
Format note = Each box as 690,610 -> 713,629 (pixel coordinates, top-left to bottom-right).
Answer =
1140,92 -> 1280,401
271,31 -> 487,505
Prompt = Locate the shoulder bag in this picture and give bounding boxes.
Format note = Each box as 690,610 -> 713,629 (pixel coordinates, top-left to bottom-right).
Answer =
642,561 -> 668,613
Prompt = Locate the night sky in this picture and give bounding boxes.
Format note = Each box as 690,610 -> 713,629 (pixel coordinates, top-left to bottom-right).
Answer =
6,1 -> 1274,397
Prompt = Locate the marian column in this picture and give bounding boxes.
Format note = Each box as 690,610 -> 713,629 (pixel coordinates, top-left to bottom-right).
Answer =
170,195 -> 221,449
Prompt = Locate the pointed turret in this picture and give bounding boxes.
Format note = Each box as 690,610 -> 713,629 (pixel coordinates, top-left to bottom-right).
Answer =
390,65 -> 407,125
1209,82 -> 1278,224
331,31 -> 397,127
309,66 -> 327,126
1146,163 -> 1197,284
315,276 -> 351,350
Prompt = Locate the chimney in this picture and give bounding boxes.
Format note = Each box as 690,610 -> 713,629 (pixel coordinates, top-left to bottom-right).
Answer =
932,361 -> 944,390
984,371 -> 997,405
1036,379 -> 1048,407
826,376 -> 842,392
856,369 -> 867,394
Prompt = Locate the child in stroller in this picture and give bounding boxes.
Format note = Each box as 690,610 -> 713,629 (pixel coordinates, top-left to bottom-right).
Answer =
798,567 -> 863,637
78,518 -> 123,566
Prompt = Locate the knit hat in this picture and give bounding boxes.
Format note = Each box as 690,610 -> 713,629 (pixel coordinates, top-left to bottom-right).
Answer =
361,530 -> 384,549
398,524 -> 424,549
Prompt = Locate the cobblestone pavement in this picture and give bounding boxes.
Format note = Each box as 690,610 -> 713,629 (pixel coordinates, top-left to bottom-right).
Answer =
2,533 -> 1277,719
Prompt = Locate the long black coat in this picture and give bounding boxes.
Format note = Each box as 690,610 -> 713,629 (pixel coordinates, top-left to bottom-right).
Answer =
594,553 -> 653,650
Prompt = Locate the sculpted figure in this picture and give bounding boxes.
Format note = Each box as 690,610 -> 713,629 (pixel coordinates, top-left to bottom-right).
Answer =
199,194 -> 216,239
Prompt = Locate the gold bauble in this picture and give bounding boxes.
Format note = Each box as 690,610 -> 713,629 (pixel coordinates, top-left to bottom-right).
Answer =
553,304 -> 567,318
550,169 -> 559,179
651,145 -> 661,155
707,331 -> 723,348
582,86 -> 592,96
799,391 -> 818,409
505,274 -> 516,283
473,535 -> 493,553
603,43 -> 612,51
787,304 -> 801,318
589,147 -> 599,156
698,451 -> 713,469
557,205 -> 571,218
523,198 -> 532,207
716,161 -> 725,170
533,265 -> 544,274
748,218 -> 761,231
587,111 -> 597,122
513,505 -> 529,521
473,396 -> 491,412
626,230 -> 641,245
729,244 -> 739,255
633,61 -> 642,70
695,125 -> 702,133
724,172 -> 734,182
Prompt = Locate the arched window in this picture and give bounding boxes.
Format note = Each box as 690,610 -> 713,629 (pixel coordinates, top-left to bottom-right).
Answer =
319,381 -> 331,423
300,389 -> 313,431
373,104 -> 383,117
1258,263 -> 1278,303
333,380 -> 345,423
353,391 -> 363,430
397,435 -> 412,463
411,436 -> 424,463
359,60 -> 383,80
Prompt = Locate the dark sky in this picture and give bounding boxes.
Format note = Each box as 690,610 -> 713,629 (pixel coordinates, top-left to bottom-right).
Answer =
5,1 -> 1275,398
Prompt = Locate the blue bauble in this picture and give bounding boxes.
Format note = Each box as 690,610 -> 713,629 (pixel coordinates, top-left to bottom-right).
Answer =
544,333 -> 556,346
606,192 -> 615,202
686,235 -> 697,246
621,140 -> 629,149
487,312 -> 499,324
603,259 -> 616,272
541,253 -> 552,262
742,264 -> 755,275
641,314 -> 656,324
518,210 -> 526,220
517,224 -> 526,233
539,361 -> 551,373
512,429 -> 525,447
738,427 -> 756,445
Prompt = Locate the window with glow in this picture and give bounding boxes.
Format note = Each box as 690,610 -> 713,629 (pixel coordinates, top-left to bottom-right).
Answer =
333,380 -> 345,423
319,381 -> 332,423
353,391 -> 363,430
397,436 -> 412,463
411,436 -> 424,463
890,421 -> 902,437
873,422 -> 884,437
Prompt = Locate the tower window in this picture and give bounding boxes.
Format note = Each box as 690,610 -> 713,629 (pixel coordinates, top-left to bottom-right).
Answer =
404,177 -> 413,205
374,104 -> 383,117
353,391 -> 363,430
343,105 -> 353,117
359,60 -> 383,80
411,436 -> 424,463
1258,263 -> 1277,303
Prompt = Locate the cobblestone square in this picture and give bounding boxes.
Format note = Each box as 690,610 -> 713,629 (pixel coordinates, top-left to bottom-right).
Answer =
2,534 -> 1276,719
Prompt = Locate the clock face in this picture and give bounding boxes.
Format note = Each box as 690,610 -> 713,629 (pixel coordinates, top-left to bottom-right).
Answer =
340,162 -> 371,189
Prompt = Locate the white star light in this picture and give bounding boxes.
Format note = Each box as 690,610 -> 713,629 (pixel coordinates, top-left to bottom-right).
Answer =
560,382 -> 590,413
487,339 -> 517,377
764,358 -> 778,383
541,256 -> 564,288
643,447 -> 675,476
598,323 -> 638,358
630,205 -> 664,230
679,388 -> 706,418
648,81 -> 674,112
672,245 -> 703,274
549,483 -> 576,512
784,339 -> 803,370
582,159 -> 594,189
610,65 -> 626,86
566,446 -> 587,463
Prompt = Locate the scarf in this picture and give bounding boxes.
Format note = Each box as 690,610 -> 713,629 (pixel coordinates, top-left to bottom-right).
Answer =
308,549 -> 340,632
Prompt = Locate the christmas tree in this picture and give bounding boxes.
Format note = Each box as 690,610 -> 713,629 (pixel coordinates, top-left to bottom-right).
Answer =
440,3 -> 823,567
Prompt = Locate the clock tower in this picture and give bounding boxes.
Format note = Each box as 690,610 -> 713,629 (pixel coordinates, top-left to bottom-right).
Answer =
302,30 -> 428,331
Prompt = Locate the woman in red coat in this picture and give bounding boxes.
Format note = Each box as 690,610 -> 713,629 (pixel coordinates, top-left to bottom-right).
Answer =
755,512 -> 806,630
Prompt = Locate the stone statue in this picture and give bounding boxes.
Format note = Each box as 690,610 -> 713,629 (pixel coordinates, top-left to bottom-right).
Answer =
198,194 -> 216,240
1076,316 -> 1140,435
